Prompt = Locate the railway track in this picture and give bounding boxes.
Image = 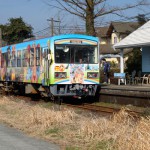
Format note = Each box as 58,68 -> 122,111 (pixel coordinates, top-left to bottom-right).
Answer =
1,94 -> 143,117
63,103 -> 142,117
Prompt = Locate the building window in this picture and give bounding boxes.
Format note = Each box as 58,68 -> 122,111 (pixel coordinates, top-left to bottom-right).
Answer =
114,37 -> 117,44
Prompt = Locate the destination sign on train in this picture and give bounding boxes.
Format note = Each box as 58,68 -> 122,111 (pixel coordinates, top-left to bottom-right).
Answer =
70,40 -> 82,44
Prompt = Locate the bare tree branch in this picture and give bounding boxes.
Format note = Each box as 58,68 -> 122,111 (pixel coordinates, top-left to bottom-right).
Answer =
44,0 -> 150,36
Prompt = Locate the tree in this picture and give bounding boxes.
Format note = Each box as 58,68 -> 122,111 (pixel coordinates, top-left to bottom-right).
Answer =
0,17 -> 34,45
125,48 -> 142,74
125,14 -> 148,74
45,0 -> 149,36
136,14 -> 148,25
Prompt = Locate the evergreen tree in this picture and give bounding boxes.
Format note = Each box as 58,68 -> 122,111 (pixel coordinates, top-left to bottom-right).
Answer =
125,48 -> 142,74
0,17 -> 34,45
136,14 -> 148,25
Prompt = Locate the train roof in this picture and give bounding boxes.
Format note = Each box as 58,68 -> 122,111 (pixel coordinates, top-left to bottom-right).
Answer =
0,34 -> 99,52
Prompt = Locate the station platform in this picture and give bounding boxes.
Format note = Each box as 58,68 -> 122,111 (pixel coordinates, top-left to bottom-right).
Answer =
99,84 -> 150,107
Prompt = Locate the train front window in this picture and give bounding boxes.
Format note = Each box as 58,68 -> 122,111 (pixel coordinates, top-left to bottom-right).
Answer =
54,45 -> 98,64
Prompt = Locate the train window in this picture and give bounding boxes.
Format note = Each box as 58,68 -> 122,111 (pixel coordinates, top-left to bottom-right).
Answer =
12,48 -> 16,67
30,48 -> 34,66
36,47 -> 40,66
42,48 -> 46,59
42,48 -> 51,62
54,45 -> 70,63
7,47 -> 11,67
1,53 -> 6,68
74,46 -> 97,63
54,45 -> 98,64
22,49 -> 29,67
17,50 -> 22,67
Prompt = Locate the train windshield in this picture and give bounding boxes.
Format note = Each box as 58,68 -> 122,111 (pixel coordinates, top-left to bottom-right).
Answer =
54,45 -> 98,64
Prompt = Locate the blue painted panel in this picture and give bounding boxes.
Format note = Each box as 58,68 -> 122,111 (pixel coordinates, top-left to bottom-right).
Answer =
142,46 -> 150,72
114,73 -> 126,79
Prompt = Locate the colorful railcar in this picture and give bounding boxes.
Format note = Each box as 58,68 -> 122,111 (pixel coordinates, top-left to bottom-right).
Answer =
0,34 -> 100,99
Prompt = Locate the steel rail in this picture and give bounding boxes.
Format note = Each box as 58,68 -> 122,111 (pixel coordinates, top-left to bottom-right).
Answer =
63,103 -> 142,117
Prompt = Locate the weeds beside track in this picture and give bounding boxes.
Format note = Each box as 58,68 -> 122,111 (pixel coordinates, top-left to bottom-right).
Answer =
0,95 -> 150,150
4,94 -> 144,117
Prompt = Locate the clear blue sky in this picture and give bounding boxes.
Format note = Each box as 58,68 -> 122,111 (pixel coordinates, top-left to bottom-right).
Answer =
0,0 -> 54,33
0,0 -> 150,34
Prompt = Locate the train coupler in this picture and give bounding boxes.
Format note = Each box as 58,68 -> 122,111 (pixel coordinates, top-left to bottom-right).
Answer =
73,95 -> 82,99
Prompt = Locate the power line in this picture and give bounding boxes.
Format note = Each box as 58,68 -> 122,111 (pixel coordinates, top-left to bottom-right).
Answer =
33,12 -> 150,38
47,18 -> 61,36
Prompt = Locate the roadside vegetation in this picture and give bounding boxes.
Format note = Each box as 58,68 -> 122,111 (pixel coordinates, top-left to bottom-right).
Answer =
0,96 -> 149,150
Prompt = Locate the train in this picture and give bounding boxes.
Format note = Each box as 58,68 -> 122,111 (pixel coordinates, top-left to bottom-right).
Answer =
0,34 -> 100,100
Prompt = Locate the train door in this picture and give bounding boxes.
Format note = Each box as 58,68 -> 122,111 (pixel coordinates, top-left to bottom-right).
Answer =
42,48 -> 50,86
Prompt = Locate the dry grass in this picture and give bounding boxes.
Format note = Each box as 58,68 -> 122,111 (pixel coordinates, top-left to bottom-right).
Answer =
0,96 -> 149,150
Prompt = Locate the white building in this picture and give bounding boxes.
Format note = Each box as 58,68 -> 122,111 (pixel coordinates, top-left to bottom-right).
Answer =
114,20 -> 150,73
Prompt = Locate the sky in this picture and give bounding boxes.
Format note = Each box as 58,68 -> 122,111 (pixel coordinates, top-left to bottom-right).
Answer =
0,0 -> 150,36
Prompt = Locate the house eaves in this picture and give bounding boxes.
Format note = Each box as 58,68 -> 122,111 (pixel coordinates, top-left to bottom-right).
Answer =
114,20 -> 150,49
95,26 -> 109,37
107,22 -> 140,35
100,44 -> 120,54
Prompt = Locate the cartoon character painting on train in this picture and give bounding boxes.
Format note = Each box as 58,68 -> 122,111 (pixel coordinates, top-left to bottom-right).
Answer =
0,48 -> 6,81
7,46 -> 11,67
12,45 -> 16,67
15,68 -> 24,82
5,69 -> 15,81
24,67 -> 32,81
0,49 -> 2,80
59,64 -> 65,72
22,43 -> 41,83
31,44 -> 40,83
70,64 -> 84,84
4,45 -> 17,68
11,69 -> 16,81
55,64 -> 69,72
86,64 -> 99,71
0,34 -> 100,98
17,50 -> 21,67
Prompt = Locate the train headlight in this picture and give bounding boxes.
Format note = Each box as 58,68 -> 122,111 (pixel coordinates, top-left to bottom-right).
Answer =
55,72 -> 67,78
87,72 -> 98,78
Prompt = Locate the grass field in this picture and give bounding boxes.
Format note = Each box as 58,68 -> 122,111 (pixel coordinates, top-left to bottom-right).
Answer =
0,96 -> 149,150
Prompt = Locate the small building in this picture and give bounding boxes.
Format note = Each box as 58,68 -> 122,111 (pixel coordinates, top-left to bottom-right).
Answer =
96,22 -> 141,64
113,20 -> 150,73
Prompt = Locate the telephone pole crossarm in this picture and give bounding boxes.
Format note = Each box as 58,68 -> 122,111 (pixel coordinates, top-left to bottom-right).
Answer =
47,18 -> 61,36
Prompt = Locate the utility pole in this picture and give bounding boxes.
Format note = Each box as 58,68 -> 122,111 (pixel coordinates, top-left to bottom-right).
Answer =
47,18 -> 61,36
